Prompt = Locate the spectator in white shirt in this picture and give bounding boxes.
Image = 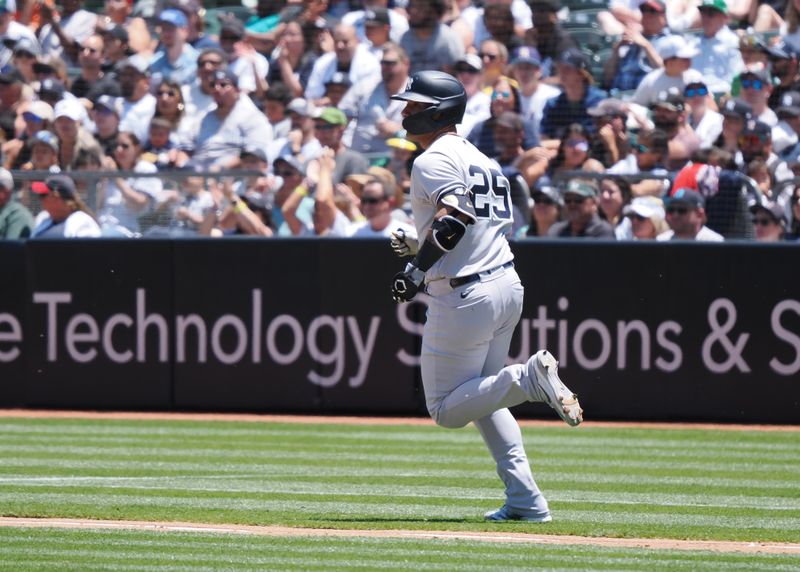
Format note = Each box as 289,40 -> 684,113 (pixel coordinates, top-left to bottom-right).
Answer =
631,35 -> 702,107
658,188 -> 724,241
188,68 -> 273,171
345,177 -> 415,238
738,68 -> 778,126
30,175 -> 100,238
685,81 -> 723,148
304,23 -> 381,104
117,55 -> 157,144
688,0 -> 744,94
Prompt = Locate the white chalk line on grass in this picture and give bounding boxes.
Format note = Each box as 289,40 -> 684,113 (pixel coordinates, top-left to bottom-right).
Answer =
0,517 -> 799,556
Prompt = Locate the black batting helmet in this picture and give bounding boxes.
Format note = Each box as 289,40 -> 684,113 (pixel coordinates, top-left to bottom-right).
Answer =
391,71 -> 467,135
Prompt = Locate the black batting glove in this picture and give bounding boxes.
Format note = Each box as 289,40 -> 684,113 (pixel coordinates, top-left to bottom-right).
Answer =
391,264 -> 425,303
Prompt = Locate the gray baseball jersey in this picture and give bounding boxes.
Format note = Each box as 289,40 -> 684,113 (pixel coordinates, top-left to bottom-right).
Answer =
410,133 -> 514,281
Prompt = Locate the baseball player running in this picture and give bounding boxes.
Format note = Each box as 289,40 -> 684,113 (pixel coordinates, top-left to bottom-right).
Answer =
389,71 -> 583,522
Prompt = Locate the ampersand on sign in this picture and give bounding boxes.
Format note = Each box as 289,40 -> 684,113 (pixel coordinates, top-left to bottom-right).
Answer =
702,298 -> 751,373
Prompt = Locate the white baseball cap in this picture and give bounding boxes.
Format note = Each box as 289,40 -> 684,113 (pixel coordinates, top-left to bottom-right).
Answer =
54,98 -> 86,122
624,196 -> 666,220
0,167 -> 13,191
25,100 -> 54,122
657,35 -> 698,60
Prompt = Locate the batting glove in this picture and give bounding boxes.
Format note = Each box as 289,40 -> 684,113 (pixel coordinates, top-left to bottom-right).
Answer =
391,263 -> 425,303
390,228 -> 419,258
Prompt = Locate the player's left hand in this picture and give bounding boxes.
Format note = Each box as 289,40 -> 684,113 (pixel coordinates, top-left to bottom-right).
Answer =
390,228 -> 418,257
391,264 -> 425,303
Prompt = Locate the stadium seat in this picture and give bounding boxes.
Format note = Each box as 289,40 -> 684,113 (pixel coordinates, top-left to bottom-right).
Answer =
204,6 -> 256,37
566,27 -> 615,53
561,0 -> 609,12
562,9 -> 605,28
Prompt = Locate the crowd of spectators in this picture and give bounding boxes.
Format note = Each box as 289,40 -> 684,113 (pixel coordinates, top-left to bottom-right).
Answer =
0,0 -> 798,242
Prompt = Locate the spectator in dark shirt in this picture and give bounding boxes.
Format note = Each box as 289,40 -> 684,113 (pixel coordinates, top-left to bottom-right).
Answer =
2,101 -> 53,169
547,179 -> 616,238
92,95 -> 122,157
750,201 -> 787,242
776,92 -> 800,162
785,185 -> 800,240
70,34 -> 120,101
0,168 -> 33,239
604,0 -> 669,92
312,106 -> 369,185
527,0 -> 577,76
713,98 -> 752,155
587,98 -> 633,168
467,75 -> 538,157
767,40 -> 800,109
539,49 -> 607,146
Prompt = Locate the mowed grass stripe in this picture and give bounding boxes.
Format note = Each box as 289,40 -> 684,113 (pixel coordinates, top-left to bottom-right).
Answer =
0,528 -> 798,572
1,476 -> 798,512
3,446 -> 798,479
3,422 -> 798,462
4,427 -> 799,457
4,439 -> 799,468
2,465 -> 797,496
1,418 -> 798,543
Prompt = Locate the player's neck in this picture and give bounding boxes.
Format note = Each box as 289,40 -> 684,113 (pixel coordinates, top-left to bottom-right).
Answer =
411,126 -> 457,150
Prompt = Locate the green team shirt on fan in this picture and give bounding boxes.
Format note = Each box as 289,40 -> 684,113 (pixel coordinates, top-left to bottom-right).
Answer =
0,201 -> 34,239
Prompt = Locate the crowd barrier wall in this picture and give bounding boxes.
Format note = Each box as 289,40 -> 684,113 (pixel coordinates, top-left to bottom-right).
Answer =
1,239 -> 798,423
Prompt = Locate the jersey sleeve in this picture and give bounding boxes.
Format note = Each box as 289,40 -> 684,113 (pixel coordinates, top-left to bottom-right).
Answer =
413,150 -> 477,222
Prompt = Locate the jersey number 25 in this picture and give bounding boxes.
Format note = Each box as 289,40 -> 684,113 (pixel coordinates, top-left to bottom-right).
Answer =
468,165 -> 511,220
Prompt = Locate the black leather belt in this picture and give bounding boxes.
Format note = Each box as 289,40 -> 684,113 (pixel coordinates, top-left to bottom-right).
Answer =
449,261 -> 514,289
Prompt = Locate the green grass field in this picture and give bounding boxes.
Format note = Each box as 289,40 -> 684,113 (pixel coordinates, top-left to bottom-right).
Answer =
0,416 -> 798,570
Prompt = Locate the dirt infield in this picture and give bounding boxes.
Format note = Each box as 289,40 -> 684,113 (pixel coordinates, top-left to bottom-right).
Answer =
1,408 -> 798,556
1,408 -> 798,432
1,517 -> 799,555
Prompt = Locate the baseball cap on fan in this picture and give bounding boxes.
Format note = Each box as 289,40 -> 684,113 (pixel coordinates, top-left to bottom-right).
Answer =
510,46 -> 542,67
699,0 -> 728,14
273,154 -> 305,176
658,35 -> 698,60
651,88 -> 685,111
286,97 -> 314,117
24,100 -> 54,123
531,185 -> 563,206
54,98 -> 86,122
562,179 -> 598,198
0,167 -> 13,190
94,94 -> 123,117
158,8 -> 188,28
558,48 -> 589,71
454,53 -> 483,73
32,175 -> 77,200
325,71 -> 351,88
749,201 -> 787,225
213,67 -> 239,87
29,130 -> 59,153
364,6 -> 390,26
667,188 -> 705,210
777,91 -> 800,119
624,196 -> 666,220
314,106 -> 348,126
720,98 -> 752,119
